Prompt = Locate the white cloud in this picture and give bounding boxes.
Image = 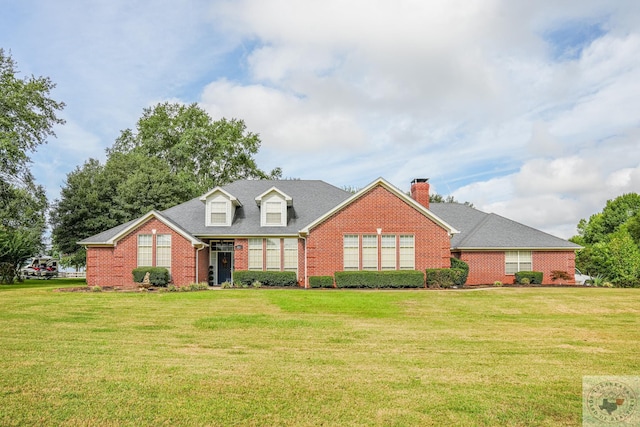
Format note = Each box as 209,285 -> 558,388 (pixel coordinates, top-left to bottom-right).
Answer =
3,0 -> 640,241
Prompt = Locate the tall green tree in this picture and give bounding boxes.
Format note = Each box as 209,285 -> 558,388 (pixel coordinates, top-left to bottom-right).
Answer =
0,48 -> 65,185
0,49 -> 63,283
109,102 -> 281,194
573,193 -> 640,287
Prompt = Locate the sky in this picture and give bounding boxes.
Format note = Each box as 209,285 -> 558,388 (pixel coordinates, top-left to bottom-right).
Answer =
2,0 -> 640,239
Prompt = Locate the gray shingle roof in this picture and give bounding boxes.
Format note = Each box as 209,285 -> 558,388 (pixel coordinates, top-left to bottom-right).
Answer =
428,203 -> 580,249
163,179 -> 352,236
79,180 -> 352,244
79,180 -> 579,251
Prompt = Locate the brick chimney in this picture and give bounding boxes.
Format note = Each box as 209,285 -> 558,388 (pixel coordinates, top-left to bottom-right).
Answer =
410,178 -> 430,209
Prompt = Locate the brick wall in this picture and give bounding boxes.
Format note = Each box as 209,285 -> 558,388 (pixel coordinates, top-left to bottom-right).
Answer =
458,250 -> 576,285
305,185 -> 451,281
86,217 -> 199,287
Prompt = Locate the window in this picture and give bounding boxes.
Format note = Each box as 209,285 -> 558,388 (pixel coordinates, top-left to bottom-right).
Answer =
156,234 -> 171,274
381,235 -> 396,270
137,234 -> 152,267
248,238 -> 263,270
265,201 -> 283,226
266,238 -> 281,270
505,251 -> 532,274
343,235 -> 359,270
283,239 -> 298,272
344,234 -> 414,271
399,235 -> 415,270
247,238 -> 298,275
362,235 -> 378,270
210,201 -> 227,225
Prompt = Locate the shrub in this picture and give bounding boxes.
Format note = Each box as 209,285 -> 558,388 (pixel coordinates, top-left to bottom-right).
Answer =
450,258 -> 469,286
91,286 -> 102,292
335,271 -> 424,289
493,281 -> 503,287
252,281 -> 262,288
425,268 -> 465,288
309,276 -> 334,288
514,271 -> 543,285
132,267 -> 170,286
520,277 -> 531,285
233,271 -> 298,287
221,281 -> 233,289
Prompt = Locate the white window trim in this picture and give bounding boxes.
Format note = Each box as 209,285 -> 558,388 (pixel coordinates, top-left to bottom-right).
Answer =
206,195 -> 232,227
260,193 -> 286,227
505,251 -> 532,275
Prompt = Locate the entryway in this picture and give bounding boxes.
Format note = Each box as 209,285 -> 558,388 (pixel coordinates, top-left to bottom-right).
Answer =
209,241 -> 234,286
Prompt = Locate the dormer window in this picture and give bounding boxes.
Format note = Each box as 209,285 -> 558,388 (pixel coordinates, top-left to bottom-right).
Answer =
210,201 -> 228,225
255,187 -> 292,227
200,187 -> 241,227
265,201 -> 283,225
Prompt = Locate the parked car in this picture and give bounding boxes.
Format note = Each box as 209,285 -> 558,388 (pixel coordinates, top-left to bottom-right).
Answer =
575,268 -> 593,285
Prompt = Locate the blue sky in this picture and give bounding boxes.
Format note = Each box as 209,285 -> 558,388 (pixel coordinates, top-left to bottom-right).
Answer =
2,0 -> 640,238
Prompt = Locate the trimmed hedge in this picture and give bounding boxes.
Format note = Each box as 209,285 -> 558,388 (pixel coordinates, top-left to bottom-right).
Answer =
450,257 -> 469,286
233,270 -> 298,287
132,267 -> 170,286
309,276 -> 334,288
426,268 -> 466,288
514,271 -> 543,285
334,270 -> 424,289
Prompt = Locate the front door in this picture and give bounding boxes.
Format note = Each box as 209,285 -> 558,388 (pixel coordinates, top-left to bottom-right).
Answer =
217,252 -> 232,284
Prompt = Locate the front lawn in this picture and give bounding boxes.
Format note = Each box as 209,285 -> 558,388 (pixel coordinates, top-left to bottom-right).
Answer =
1,281 -> 638,426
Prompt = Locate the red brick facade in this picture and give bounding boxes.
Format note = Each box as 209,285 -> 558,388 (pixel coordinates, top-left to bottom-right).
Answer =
305,185 -> 451,280
86,218 -> 202,287
456,250 -> 576,285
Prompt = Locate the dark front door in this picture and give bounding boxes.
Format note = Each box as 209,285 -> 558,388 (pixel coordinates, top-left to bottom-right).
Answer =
217,252 -> 232,284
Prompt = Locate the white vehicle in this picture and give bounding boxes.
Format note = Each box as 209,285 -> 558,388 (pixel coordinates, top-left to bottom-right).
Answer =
21,256 -> 59,279
575,268 -> 593,285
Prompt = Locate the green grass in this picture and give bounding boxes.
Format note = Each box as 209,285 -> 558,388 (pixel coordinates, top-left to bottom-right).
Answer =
1,280 -> 639,426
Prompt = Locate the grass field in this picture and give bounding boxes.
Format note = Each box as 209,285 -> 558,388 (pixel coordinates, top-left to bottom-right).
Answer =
1,279 -> 639,426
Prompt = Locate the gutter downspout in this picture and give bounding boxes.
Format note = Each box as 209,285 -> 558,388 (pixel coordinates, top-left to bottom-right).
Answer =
301,234 -> 308,289
195,244 -> 205,284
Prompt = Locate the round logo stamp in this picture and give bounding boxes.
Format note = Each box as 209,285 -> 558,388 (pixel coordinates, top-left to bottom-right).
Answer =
586,380 -> 637,423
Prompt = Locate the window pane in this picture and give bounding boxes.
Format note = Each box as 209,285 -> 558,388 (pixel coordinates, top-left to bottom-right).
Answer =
137,234 -> 152,267
266,238 -> 281,270
265,201 -> 282,225
156,234 -> 171,274
248,238 -> 263,270
362,235 -> 378,270
399,235 -> 415,270
210,201 -> 227,225
381,235 -> 396,270
283,238 -> 298,272
343,235 -> 359,271
505,251 -> 532,274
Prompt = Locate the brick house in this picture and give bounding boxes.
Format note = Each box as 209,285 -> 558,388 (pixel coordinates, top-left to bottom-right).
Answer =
79,178 -> 580,287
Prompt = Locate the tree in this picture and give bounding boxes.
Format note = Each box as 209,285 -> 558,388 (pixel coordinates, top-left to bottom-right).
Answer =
0,49 -> 64,282
429,193 -> 474,207
0,48 -> 65,186
109,102 -> 281,194
573,193 -> 640,287
0,181 -> 46,283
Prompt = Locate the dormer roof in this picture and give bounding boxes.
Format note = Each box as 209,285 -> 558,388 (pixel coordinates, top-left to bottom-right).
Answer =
199,187 -> 242,206
254,186 -> 293,206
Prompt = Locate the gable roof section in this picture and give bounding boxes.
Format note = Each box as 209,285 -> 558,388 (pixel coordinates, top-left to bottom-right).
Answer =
199,187 -> 242,206
428,203 -> 581,250
78,210 -> 206,247
300,177 -> 459,235
254,186 -> 293,206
